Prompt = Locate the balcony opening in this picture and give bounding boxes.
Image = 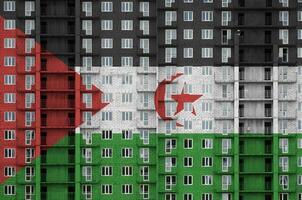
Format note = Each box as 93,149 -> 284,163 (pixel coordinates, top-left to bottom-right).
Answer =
68,167 -> 75,182
41,168 -> 47,182
264,122 -> 272,134
68,113 -> 75,126
265,194 -> 272,200
41,76 -> 47,89
239,104 -> 244,117
239,68 -> 245,80
265,30 -> 272,44
239,31 -> 244,43
239,140 -> 244,154
279,48 -> 288,63
41,150 -> 47,164
238,13 -> 245,26
67,1 -> 75,16
266,0 -> 272,7
41,3 -> 47,15
265,158 -> 272,172
41,113 -> 47,126
41,21 -> 47,34
239,159 -> 244,172
68,58 -> 75,68
264,68 -> 271,80
265,176 -> 272,190
264,86 -> 272,99
41,58 -> 47,71
41,40 -> 47,52
41,131 -> 47,145
239,85 -> 245,98
41,95 -> 47,108
68,130 -> 75,145
68,95 -> 75,108
239,122 -> 244,134
239,49 -> 244,62
68,40 -> 75,53
239,177 -> 244,190
68,186 -> 75,200
265,13 -> 272,25
265,140 -> 272,154
239,0 -> 245,7
264,104 -> 272,117
68,76 -> 75,89
67,21 -> 75,34
264,49 -> 272,62
41,186 -> 47,200
68,149 -> 75,163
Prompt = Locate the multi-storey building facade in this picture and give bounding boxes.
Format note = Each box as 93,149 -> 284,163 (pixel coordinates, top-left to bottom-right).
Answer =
1,0 -> 302,200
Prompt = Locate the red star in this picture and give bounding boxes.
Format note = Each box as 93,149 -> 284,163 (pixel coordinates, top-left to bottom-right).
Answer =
171,88 -> 202,116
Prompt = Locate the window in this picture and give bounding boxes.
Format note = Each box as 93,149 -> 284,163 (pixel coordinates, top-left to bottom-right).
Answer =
201,175 -> 213,185
183,48 -> 193,58
201,193 -> 213,200
82,185 -> 92,200
121,38 -> 133,48
183,29 -> 193,40
4,112 -> 16,122
279,175 -> 289,190
122,184 -> 133,194
140,2 -> 149,16
222,175 -> 232,190
121,148 -> 133,158
222,11 -> 231,26
4,185 -> 15,195
101,2 -> 113,12
101,20 -> 113,30
101,57 -> 113,67
222,139 -> 232,154
280,157 -> 289,172
82,2 -> 92,16
298,175 -> 302,185
279,138 -> 288,153
184,120 -> 193,130
201,157 -> 213,167
4,75 -> 15,85
121,2 -> 133,12
4,130 -> 15,140
121,57 -> 133,66
101,166 -> 113,176
140,166 -> 149,181
122,130 -> 133,140
4,166 -> 15,177
4,1 -> 16,11
298,139 -> 302,149
101,184 -> 112,194
4,93 -> 16,103
121,20 -> 133,30
4,38 -> 15,48
201,139 -> 213,149
101,38 -> 113,49
4,20 -> 15,30
122,75 -> 133,84
184,139 -> 193,149
299,11 -> 302,21
279,11 -> 289,26
201,29 -> 213,39
183,175 -> 193,185
4,148 -> 15,158
4,56 -> 16,66
140,148 -> 149,163
101,148 -> 112,158
184,157 -> 193,167
222,157 -> 232,172
122,111 -> 133,121
101,130 -> 112,140
82,166 -> 92,181
184,11 -> 193,21
201,11 -> 213,21
165,175 -> 176,190
201,48 -> 213,58
165,157 -> 176,172
121,166 -> 133,176
202,120 -> 213,131
298,157 -> 302,167
101,111 -> 113,121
